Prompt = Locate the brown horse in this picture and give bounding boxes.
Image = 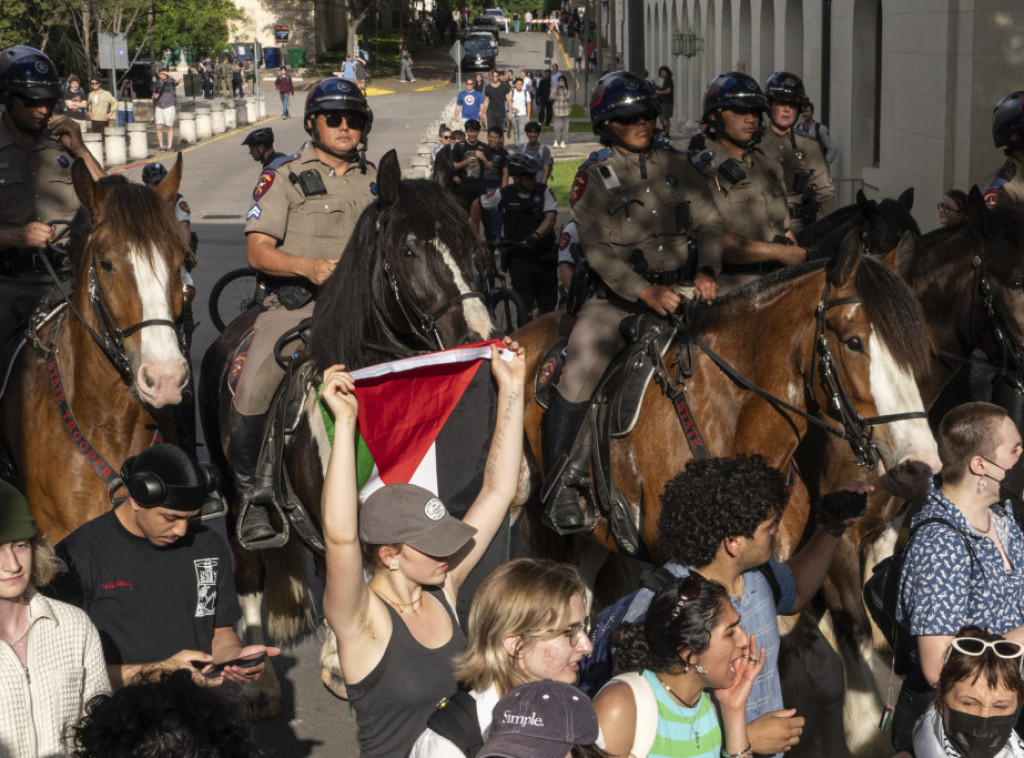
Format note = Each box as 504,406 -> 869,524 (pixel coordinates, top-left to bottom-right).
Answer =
789,189 -> 1024,756
1,157 -> 189,543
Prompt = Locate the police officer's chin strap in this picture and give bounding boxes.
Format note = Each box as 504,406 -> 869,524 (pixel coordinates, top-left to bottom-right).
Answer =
605,126 -> 651,179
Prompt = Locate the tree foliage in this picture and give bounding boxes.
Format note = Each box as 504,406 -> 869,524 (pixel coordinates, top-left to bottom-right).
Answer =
149,0 -> 247,59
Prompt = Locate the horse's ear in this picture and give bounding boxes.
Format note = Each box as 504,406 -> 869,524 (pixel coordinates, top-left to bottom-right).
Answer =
897,187 -> 914,210
71,158 -> 99,215
432,144 -> 455,191
378,149 -> 401,207
154,152 -> 183,204
829,227 -> 863,286
855,189 -> 873,214
882,231 -> 915,275
966,185 -> 991,233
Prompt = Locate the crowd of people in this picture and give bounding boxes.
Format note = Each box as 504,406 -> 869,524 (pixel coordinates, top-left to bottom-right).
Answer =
5,24 -> 1024,758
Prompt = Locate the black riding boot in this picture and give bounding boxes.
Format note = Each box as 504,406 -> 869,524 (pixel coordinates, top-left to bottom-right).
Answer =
541,392 -> 591,533
228,408 -> 275,543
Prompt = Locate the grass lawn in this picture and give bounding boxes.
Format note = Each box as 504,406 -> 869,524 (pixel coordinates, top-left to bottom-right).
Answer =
541,121 -> 594,134
549,159 -> 584,206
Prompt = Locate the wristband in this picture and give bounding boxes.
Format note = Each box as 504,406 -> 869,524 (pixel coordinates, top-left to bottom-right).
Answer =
721,747 -> 752,758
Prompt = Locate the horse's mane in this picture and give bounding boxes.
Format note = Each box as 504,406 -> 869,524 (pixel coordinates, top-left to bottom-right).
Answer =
702,256 -> 931,380
306,177 -> 476,372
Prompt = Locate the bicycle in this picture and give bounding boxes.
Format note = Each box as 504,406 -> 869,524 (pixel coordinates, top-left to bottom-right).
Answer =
208,268 -> 289,332
481,241 -> 530,335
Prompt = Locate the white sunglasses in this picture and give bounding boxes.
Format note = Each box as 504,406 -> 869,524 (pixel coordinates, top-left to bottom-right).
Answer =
943,637 -> 1024,668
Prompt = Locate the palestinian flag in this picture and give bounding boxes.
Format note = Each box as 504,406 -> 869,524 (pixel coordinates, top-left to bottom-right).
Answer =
320,341 -> 504,518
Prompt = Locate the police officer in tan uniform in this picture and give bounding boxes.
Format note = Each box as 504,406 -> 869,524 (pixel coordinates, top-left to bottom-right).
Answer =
0,46 -> 105,329
236,77 -> 377,543
759,72 -> 835,234
216,57 -> 232,100
543,71 -> 725,536
690,72 -> 807,294
983,91 -> 1024,208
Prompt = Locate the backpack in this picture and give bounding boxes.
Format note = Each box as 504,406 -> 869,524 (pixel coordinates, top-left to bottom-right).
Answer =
425,690 -> 483,757
578,563 -> 782,697
863,517 -> 976,676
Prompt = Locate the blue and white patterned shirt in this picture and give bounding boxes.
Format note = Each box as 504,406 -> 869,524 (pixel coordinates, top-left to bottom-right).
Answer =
897,479 -> 1024,636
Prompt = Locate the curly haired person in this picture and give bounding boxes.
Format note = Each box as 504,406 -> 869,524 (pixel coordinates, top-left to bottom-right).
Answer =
614,454 -> 869,758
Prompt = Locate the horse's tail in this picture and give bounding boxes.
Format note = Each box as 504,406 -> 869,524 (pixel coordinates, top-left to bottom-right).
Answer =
262,540 -> 316,643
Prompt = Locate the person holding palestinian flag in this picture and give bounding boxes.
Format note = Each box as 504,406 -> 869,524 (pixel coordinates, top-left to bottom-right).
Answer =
320,338 -> 526,758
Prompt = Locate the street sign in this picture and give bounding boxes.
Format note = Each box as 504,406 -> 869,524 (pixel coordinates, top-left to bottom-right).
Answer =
97,32 -> 128,70
449,41 -> 464,63
274,25 -> 290,42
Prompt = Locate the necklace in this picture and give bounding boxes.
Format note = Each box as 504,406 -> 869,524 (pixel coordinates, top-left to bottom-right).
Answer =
657,676 -> 702,748
371,586 -> 421,614
2,605 -> 31,650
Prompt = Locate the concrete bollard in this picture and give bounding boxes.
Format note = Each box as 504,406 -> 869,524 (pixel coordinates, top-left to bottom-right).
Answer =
195,111 -> 212,140
179,112 -> 197,144
224,103 -> 237,129
244,97 -> 258,124
82,132 -> 104,168
210,104 -> 226,134
257,93 -> 266,119
127,123 -> 148,160
234,99 -> 248,127
103,126 -> 127,166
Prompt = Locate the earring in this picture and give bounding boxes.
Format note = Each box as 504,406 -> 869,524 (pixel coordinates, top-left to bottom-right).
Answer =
389,559 -> 399,571
694,664 -> 707,675
681,663 -> 690,674
978,478 -> 987,493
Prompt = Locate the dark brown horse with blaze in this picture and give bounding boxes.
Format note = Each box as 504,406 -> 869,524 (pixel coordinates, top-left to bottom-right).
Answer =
1,157 -> 189,543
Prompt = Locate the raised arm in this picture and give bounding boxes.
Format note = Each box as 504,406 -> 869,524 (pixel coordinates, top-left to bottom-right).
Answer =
447,341 -> 526,594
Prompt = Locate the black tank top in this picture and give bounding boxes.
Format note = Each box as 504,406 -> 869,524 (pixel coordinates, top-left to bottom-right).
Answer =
346,587 -> 467,757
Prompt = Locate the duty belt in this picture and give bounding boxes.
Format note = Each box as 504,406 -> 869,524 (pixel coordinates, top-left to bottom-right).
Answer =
0,248 -> 48,278
644,269 -> 685,286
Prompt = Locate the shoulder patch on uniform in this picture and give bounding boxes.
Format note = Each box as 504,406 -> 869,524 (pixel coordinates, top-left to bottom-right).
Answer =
558,231 -> 571,251
484,189 -> 499,199
253,171 -> 275,201
178,199 -> 190,214
569,172 -> 588,208
246,203 -> 262,220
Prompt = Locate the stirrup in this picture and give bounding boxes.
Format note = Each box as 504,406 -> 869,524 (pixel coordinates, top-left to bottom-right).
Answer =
236,487 -> 289,550
541,454 -> 595,534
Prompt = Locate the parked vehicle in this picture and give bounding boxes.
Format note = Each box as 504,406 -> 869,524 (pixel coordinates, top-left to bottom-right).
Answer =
461,35 -> 497,70
467,31 -> 499,56
471,15 -> 501,41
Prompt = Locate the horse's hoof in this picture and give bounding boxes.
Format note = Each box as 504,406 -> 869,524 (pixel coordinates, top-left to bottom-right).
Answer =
320,666 -> 348,700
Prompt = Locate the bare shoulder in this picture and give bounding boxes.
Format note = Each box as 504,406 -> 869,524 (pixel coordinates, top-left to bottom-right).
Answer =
593,680 -> 639,758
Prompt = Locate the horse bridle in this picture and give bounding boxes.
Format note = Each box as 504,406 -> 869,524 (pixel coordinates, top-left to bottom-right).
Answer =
675,273 -> 927,469
378,257 -> 488,352
37,219 -> 183,387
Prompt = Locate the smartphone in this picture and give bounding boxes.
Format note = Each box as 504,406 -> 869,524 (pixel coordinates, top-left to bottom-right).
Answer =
198,651 -> 267,676
818,489 -> 867,524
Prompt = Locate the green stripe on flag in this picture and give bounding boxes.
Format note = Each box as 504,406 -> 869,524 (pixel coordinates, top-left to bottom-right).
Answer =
317,384 -> 376,491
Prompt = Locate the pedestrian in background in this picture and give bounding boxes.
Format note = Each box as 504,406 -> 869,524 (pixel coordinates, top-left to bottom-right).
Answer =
62,74 -> 87,120
399,40 -> 416,83
116,78 -> 135,127
86,76 -> 116,134
655,66 -> 674,138
796,102 -> 837,164
551,77 -> 571,148
275,66 -> 294,119
509,78 -> 531,145
152,67 -> 179,151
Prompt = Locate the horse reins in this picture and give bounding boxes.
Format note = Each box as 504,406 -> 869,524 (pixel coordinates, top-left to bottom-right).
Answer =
662,274 -> 927,469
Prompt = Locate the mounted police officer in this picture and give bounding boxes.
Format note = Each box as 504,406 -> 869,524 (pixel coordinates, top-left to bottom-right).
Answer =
0,45 -> 104,330
543,71 -> 725,535
236,77 -> 377,544
759,72 -> 835,233
690,72 -> 807,293
241,127 -> 288,171
469,153 -> 559,314
983,91 -> 1024,208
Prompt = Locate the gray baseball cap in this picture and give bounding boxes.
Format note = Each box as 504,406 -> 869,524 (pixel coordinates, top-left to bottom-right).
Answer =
359,483 -> 477,557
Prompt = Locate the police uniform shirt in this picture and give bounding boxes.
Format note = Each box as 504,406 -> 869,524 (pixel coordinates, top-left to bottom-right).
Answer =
760,127 -> 836,219
0,116 -> 79,249
983,154 -> 1024,208
244,142 -> 377,260
568,143 -> 725,302
478,183 -> 557,243
692,141 -> 790,243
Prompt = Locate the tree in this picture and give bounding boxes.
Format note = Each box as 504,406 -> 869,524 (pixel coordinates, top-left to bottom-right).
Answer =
149,0 -> 247,61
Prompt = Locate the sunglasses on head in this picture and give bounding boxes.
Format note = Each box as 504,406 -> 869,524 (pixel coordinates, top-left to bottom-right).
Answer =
944,637 -> 1024,667
612,112 -> 656,126
321,111 -> 366,130
677,571 -> 707,603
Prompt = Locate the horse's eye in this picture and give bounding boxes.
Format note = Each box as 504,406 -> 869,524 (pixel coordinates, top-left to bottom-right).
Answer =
99,259 -> 113,272
844,336 -> 864,352
404,246 -> 415,258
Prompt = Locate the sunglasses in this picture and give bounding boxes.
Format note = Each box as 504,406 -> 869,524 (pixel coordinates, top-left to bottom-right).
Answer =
677,571 -> 707,603
321,111 -> 366,130
944,637 -> 1024,673
441,135 -> 452,141
612,112 -> 656,126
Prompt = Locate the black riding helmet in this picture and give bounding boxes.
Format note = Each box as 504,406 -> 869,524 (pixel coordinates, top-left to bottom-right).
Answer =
0,45 -> 61,102
702,72 -> 768,148
303,77 -> 373,169
589,71 -> 660,150
507,153 -> 541,177
141,162 -> 167,185
241,127 -> 275,147
763,71 -> 808,108
993,91 -> 1024,152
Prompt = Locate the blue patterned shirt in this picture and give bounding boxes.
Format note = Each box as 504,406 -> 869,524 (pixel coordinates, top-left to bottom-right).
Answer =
897,480 -> 1024,636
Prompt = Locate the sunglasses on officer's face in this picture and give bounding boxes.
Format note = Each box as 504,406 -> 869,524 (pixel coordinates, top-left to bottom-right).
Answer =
612,112 -> 656,126
321,111 -> 366,130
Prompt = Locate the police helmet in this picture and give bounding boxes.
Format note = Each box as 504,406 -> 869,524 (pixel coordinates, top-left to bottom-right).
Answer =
993,91 -> 1024,150
303,76 -> 373,140
507,153 -> 541,177
242,127 -> 275,147
702,72 -> 768,147
763,71 -> 808,107
141,162 -> 168,185
589,71 -> 660,146
0,46 -> 61,102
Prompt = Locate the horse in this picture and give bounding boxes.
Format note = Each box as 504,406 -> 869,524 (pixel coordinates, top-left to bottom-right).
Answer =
1,156 -> 190,543
199,149 -> 498,707
786,187 -> 1024,757
798,188 -> 919,259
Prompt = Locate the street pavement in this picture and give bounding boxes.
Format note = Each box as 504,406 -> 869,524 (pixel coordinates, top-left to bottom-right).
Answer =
110,29 -> 577,757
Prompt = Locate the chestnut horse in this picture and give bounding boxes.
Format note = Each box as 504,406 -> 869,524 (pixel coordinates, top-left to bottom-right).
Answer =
199,150 -> 496,703
788,189 -> 1024,757
1,157 -> 189,543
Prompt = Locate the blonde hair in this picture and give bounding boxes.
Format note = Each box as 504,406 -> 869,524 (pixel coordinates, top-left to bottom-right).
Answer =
31,535 -> 64,588
454,558 -> 586,694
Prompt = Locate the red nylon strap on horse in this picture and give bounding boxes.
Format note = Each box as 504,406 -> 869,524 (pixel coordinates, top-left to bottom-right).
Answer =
668,385 -> 711,459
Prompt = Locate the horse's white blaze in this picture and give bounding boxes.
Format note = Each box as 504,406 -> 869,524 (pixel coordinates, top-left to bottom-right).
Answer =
130,248 -> 187,406
433,238 -> 495,340
868,331 -> 941,472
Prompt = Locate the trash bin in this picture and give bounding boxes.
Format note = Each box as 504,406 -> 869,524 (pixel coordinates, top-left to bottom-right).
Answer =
263,47 -> 281,70
288,48 -> 306,69
183,72 -> 202,98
